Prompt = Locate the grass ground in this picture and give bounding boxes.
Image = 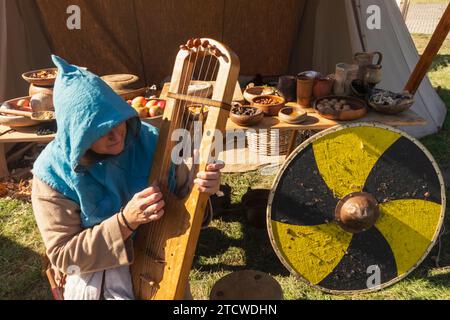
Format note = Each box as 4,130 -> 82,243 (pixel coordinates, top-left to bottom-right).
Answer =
0,34 -> 449,300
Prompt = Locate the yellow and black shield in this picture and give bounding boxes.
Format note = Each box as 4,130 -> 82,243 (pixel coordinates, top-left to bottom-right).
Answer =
267,123 -> 446,293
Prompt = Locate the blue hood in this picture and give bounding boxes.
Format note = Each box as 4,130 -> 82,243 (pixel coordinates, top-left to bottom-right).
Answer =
33,55 -> 158,227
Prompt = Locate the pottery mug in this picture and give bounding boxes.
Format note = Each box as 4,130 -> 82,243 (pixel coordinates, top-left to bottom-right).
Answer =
333,63 -> 359,95
313,74 -> 335,98
364,64 -> 382,88
354,51 -> 383,81
276,75 -> 297,102
296,75 -> 314,107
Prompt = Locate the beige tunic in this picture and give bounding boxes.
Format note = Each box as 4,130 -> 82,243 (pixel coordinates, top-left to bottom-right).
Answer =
31,176 -> 134,281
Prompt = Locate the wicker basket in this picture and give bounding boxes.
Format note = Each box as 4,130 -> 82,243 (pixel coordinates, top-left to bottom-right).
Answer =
246,129 -> 291,156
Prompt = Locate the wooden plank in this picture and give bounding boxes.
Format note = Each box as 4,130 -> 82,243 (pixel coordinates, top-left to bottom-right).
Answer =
287,130 -> 299,155
0,127 -> 54,143
161,81 -> 244,102
0,105 -> 426,147
0,144 -> 9,178
404,3 -> 450,94
166,92 -> 232,110
226,106 -> 427,131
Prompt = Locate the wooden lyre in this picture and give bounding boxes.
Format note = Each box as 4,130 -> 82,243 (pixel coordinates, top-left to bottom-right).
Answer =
131,38 -> 240,300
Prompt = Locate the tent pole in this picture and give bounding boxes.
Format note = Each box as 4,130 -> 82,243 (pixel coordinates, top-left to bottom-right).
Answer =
404,3 -> 450,95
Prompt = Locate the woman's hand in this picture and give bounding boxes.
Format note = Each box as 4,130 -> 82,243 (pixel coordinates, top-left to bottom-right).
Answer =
122,183 -> 165,230
194,162 -> 225,195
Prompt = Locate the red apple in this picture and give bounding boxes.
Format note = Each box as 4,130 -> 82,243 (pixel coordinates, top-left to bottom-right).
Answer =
17,99 -> 30,107
145,99 -> 158,107
132,96 -> 146,109
157,100 -> 166,109
145,100 -> 156,109
149,105 -> 163,118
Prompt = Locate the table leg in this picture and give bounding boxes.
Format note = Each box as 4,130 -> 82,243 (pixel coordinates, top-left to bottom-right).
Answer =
287,130 -> 299,155
0,144 -> 9,179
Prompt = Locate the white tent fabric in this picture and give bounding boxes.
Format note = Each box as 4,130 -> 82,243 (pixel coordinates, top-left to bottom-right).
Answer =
288,0 -> 446,138
356,0 -> 447,137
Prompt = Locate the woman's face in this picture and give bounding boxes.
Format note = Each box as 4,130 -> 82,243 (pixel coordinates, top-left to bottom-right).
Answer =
91,122 -> 127,155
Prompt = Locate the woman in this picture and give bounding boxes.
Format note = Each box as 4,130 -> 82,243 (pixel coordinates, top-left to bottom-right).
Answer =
31,55 -> 223,300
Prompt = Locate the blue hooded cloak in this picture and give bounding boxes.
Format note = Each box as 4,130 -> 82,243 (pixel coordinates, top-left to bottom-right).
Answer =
33,55 -> 159,228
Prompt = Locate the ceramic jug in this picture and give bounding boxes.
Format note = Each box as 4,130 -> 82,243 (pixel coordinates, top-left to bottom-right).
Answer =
364,64 -> 382,88
354,52 -> 383,80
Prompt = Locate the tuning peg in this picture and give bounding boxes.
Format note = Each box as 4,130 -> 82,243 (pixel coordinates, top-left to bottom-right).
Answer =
193,38 -> 202,47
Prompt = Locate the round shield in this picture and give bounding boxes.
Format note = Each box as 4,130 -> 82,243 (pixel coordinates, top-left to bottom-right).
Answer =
267,123 -> 445,294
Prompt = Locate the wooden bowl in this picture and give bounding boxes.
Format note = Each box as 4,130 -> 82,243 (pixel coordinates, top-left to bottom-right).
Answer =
243,86 -> 275,103
314,95 -> 367,121
229,105 -> 263,127
22,68 -> 58,87
0,96 -> 42,127
101,74 -> 140,91
368,89 -> 414,115
141,115 -> 163,128
251,95 -> 286,116
278,106 -> 307,124
188,81 -> 213,98
187,104 -> 209,121
210,270 -> 283,300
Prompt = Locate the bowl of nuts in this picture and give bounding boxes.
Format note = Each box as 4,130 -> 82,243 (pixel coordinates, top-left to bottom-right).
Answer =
368,89 -> 414,115
314,96 -> 367,121
250,95 -> 286,116
22,68 -> 58,87
229,103 -> 264,127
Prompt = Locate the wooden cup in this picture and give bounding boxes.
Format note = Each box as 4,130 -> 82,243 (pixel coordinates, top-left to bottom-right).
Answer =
296,75 -> 314,108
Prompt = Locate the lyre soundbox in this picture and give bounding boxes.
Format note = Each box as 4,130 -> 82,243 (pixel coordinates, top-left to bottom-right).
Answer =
131,38 -> 240,300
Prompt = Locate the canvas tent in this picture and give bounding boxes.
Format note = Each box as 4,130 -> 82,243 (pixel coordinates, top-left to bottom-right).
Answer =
0,0 -> 446,137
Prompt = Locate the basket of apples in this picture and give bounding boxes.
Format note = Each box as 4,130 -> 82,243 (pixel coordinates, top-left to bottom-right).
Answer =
127,96 -> 166,119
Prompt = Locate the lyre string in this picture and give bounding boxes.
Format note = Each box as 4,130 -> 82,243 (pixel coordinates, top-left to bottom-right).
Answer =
184,55 -> 220,170
181,49 -> 212,134
150,43 -> 215,272
141,40 -> 225,297
181,45 -> 221,194
146,41 -> 203,278
158,43 -> 197,187
142,42 -> 196,283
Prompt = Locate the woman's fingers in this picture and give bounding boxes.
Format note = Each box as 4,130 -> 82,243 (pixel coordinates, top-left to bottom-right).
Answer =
142,199 -> 165,216
136,184 -> 160,198
138,192 -> 163,210
206,162 -> 225,172
193,178 -> 217,188
197,185 -> 219,194
195,163 -> 223,194
196,170 -> 220,181
144,209 -> 165,222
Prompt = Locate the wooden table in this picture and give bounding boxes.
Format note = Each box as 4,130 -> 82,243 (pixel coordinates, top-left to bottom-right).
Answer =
0,80 -> 427,178
0,105 -> 426,178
